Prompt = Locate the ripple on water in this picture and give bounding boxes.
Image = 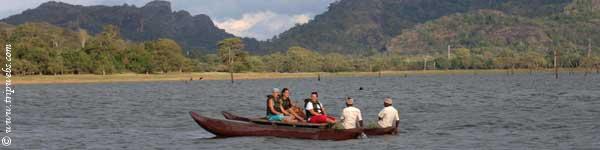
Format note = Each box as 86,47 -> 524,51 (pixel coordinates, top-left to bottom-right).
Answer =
13,73 -> 600,149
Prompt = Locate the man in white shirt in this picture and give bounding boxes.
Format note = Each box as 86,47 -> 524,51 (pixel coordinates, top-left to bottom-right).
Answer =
378,97 -> 399,134
340,97 -> 363,129
305,92 -> 336,124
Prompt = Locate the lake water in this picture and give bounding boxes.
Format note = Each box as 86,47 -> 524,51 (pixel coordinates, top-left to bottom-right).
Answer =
9,73 -> 600,149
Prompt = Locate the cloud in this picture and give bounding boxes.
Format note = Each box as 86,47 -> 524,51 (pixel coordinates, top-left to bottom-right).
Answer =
214,11 -> 311,40
293,15 -> 311,24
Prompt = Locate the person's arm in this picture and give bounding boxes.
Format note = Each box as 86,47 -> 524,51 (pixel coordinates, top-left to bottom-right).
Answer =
358,110 -> 363,128
268,99 -> 282,115
280,103 -> 290,115
321,104 -> 327,115
339,109 -> 346,123
308,109 -> 320,116
306,102 -> 320,116
293,113 -> 303,121
359,120 -> 364,128
290,99 -> 297,107
393,111 -> 400,135
393,120 -> 400,135
288,99 -> 304,120
289,109 -> 303,121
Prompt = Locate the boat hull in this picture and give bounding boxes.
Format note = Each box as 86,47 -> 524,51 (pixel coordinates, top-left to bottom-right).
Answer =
221,111 -> 397,136
363,127 -> 396,135
190,111 -> 362,140
222,111 -> 329,128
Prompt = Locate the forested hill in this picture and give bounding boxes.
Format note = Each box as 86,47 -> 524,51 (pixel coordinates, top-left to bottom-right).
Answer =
386,4 -> 600,55
3,0 -> 595,55
261,0 -> 574,54
1,0 -> 260,54
1,0 -> 599,76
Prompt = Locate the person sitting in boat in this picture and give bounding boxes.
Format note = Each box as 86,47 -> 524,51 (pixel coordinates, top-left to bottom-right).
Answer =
266,88 -> 285,121
377,97 -> 400,134
279,88 -> 306,122
305,92 -> 336,124
340,97 -> 363,129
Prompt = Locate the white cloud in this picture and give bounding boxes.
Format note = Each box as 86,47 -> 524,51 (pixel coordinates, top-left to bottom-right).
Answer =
293,14 -> 311,24
214,11 -> 274,37
214,11 -> 311,40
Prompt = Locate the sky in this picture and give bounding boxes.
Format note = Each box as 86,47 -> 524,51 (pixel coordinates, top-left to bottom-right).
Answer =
0,0 -> 337,40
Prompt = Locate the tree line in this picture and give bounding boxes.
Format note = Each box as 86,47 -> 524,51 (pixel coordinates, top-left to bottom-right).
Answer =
1,22 -> 599,75
2,23 -> 191,75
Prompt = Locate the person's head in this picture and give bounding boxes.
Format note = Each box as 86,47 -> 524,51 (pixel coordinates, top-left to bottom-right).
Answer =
310,92 -> 319,102
345,97 -> 354,107
272,88 -> 280,97
384,97 -> 393,107
281,88 -> 290,98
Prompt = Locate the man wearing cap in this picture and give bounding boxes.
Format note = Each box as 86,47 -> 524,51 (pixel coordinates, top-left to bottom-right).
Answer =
340,97 -> 363,129
378,97 -> 400,134
266,88 -> 285,121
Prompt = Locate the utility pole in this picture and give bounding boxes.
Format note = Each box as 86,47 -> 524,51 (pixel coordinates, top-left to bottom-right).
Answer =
229,47 -> 234,84
586,38 -> 592,76
379,51 -> 387,78
447,45 -> 451,70
554,49 -> 559,79
423,56 -> 427,71
588,38 -> 592,58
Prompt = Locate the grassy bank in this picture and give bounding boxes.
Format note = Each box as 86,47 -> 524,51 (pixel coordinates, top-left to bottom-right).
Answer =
12,68 -> 597,85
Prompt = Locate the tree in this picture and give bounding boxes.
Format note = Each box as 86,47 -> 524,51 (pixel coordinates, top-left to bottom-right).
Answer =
13,59 -> 39,75
218,38 -> 249,73
368,53 -> 389,72
433,56 -> 450,70
78,28 -> 89,48
200,54 -> 221,72
86,25 -> 128,74
494,48 -> 517,70
520,50 -> 547,69
321,53 -> 351,72
62,49 -> 92,74
262,52 -> 286,72
46,50 -> 65,75
285,46 -> 320,72
93,52 -> 116,75
452,48 -> 472,69
145,39 -> 188,73
246,56 -> 265,72
126,43 -> 153,73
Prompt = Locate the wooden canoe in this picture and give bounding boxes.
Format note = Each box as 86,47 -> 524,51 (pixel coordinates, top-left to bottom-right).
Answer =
222,111 -> 397,136
222,111 -> 330,128
363,127 -> 396,135
190,111 -> 362,140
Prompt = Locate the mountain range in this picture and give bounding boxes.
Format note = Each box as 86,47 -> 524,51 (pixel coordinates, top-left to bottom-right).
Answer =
1,1 -> 259,54
2,0 -> 599,55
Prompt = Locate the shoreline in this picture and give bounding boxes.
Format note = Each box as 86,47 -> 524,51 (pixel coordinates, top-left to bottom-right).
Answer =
11,69 -> 598,85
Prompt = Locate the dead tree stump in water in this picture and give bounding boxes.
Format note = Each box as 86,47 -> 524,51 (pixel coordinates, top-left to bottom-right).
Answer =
317,73 -> 321,81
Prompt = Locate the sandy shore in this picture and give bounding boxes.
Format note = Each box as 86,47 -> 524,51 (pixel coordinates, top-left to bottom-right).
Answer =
11,69 -> 596,85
